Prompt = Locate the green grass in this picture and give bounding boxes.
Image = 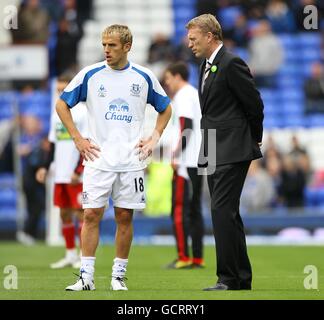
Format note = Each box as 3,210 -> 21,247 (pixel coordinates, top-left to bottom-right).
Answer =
0,243 -> 323,300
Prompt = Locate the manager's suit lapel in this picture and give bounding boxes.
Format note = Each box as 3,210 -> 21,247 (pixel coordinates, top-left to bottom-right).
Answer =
201,46 -> 226,113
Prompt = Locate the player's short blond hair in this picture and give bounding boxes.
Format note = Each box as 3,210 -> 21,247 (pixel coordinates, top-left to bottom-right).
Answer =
186,14 -> 223,41
102,24 -> 133,46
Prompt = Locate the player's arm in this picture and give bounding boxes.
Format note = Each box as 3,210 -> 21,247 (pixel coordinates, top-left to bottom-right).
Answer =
35,142 -> 55,183
173,116 -> 193,159
56,99 -> 100,161
137,104 -> 172,160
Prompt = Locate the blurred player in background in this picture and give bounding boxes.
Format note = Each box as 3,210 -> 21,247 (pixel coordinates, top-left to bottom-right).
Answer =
56,24 -> 172,291
36,73 -> 88,269
164,62 -> 204,269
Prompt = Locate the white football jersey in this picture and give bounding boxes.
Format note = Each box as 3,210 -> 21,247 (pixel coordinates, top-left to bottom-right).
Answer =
172,84 -> 202,168
48,102 -> 88,183
61,61 -> 170,172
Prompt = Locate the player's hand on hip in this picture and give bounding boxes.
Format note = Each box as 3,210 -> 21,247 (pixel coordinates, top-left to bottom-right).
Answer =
35,167 -> 47,184
74,137 -> 100,161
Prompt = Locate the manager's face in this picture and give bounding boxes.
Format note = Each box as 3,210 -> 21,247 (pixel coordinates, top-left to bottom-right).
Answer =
187,26 -> 209,59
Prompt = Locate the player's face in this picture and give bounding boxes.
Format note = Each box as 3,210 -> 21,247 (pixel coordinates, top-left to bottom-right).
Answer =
187,26 -> 209,59
102,33 -> 131,69
164,71 -> 177,94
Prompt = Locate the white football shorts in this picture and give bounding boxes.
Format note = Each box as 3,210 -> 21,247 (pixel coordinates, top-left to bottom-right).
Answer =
82,166 -> 146,210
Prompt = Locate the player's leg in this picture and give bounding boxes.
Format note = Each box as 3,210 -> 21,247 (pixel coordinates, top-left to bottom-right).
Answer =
110,170 -> 145,290
66,182 -> 84,267
51,184 -> 77,268
110,207 -> 133,291
82,207 -> 104,256
66,166 -> 112,291
65,207 -> 104,291
51,183 -> 84,268
50,208 -> 79,269
114,207 -> 133,258
168,170 -> 191,269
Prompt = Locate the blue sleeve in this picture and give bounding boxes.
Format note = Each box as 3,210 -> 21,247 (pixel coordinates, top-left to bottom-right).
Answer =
148,89 -> 171,113
131,66 -> 171,113
60,84 -> 86,108
60,64 -> 106,108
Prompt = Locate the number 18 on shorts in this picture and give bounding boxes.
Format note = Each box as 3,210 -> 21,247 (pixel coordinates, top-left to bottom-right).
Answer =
82,166 -> 146,210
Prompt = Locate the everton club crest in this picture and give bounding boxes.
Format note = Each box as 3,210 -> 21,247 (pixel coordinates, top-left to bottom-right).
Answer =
130,83 -> 141,97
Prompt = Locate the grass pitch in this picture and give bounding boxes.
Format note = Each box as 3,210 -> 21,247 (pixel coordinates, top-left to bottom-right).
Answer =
0,242 -> 323,300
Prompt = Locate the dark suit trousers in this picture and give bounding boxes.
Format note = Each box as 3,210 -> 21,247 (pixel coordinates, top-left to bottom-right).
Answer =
207,160 -> 252,289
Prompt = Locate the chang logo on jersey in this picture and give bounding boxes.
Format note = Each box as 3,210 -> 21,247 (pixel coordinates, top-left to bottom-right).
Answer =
130,83 -> 141,97
105,98 -> 132,123
98,84 -> 107,97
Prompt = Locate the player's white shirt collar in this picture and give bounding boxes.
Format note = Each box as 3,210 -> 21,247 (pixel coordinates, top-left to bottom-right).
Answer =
104,61 -> 131,72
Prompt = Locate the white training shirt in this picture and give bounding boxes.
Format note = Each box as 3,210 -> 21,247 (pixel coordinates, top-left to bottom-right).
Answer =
60,61 -> 170,172
48,102 -> 88,183
172,84 -> 202,168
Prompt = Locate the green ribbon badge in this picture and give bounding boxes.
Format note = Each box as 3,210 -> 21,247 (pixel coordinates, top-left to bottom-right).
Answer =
211,65 -> 217,73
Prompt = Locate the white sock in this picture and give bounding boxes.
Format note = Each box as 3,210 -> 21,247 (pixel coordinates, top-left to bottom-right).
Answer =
112,257 -> 128,279
66,248 -> 77,260
80,256 -> 95,280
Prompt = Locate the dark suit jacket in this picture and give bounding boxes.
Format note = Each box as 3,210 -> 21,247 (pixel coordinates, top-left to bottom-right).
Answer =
198,46 -> 264,166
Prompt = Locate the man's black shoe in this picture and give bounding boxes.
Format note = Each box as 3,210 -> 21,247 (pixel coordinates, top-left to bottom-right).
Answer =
203,283 -> 239,291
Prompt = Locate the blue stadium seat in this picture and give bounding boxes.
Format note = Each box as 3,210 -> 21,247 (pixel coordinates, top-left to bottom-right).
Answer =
283,115 -> 306,127
173,30 -> 186,44
278,63 -> 301,77
246,19 -> 259,32
305,188 -> 319,207
0,189 -> 17,208
307,115 -> 324,127
284,49 -> 301,62
173,8 -> 195,21
277,75 -> 304,88
280,89 -> 304,101
173,0 -> 195,5
0,173 -> 15,186
263,115 -> 284,128
0,91 -> 16,104
218,6 -> 242,30
278,34 -> 298,49
264,102 -> 280,116
298,33 -> 321,48
301,48 -> 322,62
233,47 -> 249,61
301,63 -> 314,77
42,121 -> 50,134
188,63 -> 199,89
0,102 -> 13,119
319,189 -> 324,205
281,101 -> 303,114
0,208 -> 17,220
18,91 -> 51,115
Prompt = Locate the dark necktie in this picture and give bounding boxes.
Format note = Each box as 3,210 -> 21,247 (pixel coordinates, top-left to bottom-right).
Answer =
201,61 -> 212,93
